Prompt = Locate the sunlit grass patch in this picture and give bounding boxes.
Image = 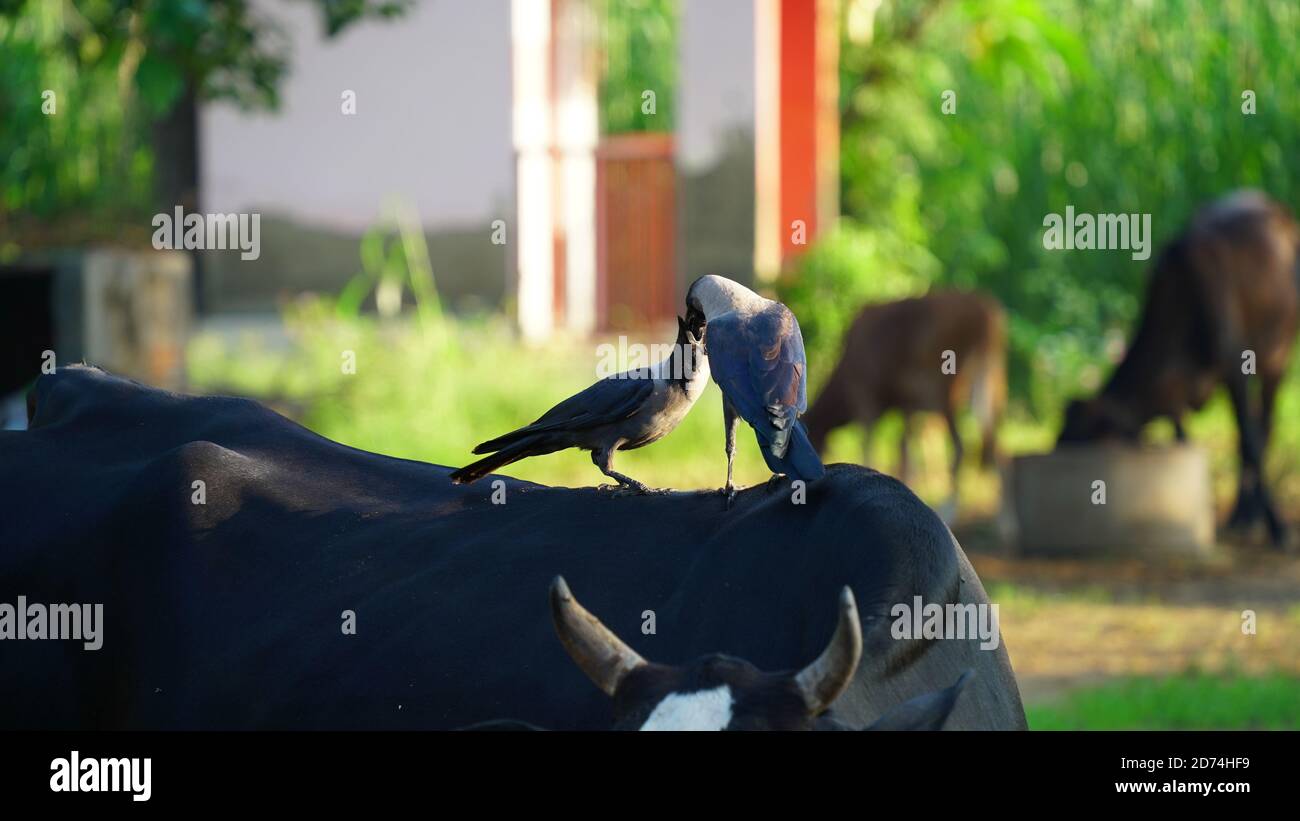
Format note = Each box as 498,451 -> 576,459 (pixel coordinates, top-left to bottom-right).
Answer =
189,301 -> 777,491
1027,672 -> 1300,730
189,304 -> 1300,516
984,581 -> 1117,615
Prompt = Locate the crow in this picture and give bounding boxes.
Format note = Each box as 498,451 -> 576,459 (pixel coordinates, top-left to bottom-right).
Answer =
685,275 -> 825,504
449,315 -> 709,493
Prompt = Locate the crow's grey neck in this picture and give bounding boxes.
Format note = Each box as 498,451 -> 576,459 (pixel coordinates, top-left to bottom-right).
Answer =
692,275 -> 769,319
649,344 -> 710,387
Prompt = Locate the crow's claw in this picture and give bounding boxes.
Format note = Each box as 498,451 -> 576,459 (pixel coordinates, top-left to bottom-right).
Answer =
719,484 -> 738,509
599,481 -> 657,496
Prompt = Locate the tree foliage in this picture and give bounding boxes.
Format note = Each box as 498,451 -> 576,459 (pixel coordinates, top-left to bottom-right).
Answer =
0,0 -> 408,249
785,0 -> 1300,414
596,0 -> 676,135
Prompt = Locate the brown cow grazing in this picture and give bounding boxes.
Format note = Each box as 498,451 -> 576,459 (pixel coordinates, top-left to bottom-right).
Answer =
1058,191 -> 1299,548
802,291 -> 1007,520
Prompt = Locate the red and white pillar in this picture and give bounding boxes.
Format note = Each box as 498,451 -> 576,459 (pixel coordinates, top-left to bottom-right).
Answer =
511,0 -> 598,341
755,0 -> 839,281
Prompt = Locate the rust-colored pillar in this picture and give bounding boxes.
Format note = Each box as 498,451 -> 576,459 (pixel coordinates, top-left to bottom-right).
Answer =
756,0 -> 839,280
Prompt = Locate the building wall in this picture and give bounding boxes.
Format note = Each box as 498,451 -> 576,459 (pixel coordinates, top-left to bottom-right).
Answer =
677,0 -> 758,292
198,0 -> 514,313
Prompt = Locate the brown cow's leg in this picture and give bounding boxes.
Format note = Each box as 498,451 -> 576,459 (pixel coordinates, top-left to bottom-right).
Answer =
1225,374 -> 1261,528
941,409 -> 963,523
1260,370 -> 1281,446
1224,372 -> 1286,545
1258,371 -> 1290,548
855,405 -> 878,470
1171,415 -> 1187,442
897,414 -> 913,485
979,414 -> 999,469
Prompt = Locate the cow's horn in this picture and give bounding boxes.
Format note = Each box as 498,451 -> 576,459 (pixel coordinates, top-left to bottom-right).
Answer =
549,576 -> 648,697
794,586 -> 863,714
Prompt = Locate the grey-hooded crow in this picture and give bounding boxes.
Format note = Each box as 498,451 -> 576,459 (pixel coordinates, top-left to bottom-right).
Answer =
449,315 -> 709,493
685,274 -> 825,503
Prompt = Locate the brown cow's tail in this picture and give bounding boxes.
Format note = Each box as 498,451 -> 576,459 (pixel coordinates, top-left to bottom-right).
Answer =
969,303 -> 1007,469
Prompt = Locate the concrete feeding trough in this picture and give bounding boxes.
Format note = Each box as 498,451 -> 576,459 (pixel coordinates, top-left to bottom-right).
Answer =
1007,444 -> 1216,558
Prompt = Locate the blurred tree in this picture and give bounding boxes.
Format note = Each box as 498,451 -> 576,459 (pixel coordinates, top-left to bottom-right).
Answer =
596,0 -> 676,134
0,0 -> 409,251
784,0 -> 1300,416
780,219 -> 937,380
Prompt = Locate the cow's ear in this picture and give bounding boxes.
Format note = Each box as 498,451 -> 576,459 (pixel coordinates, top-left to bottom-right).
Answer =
862,670 -> 972,731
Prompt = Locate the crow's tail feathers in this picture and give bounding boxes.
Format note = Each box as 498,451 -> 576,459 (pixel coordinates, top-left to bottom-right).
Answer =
449,437 -> 548,484
784,421 -> 826,483
472,424 -> 538,455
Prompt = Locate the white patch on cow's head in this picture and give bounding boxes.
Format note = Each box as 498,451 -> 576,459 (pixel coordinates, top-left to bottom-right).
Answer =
638,685 -> 734,731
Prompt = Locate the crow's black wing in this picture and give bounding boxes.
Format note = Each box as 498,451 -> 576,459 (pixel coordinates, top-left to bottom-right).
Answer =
472,374 -> 655,454
705,308 -> 807,453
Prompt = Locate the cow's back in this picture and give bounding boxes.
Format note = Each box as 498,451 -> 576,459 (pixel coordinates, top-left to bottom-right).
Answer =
1189,192 -> 1299,374
1109,192 -> 1300,409
0,366 -> 1025,730
839,291 -> 1005,414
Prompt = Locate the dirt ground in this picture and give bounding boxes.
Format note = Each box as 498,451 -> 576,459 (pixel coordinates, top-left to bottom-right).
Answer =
953,523 -> 1300,705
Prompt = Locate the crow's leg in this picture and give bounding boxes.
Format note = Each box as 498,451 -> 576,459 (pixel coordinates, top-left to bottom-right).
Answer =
719,399 -> 740,507
592,448 -> 660,495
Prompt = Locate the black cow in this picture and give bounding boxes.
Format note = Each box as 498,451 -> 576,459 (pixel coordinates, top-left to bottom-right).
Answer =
540,576 -> 973,730
0,366 -> 1025,730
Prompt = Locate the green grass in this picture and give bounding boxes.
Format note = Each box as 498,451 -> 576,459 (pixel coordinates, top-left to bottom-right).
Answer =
187,300 -> 1300,513
189,301 -> 775,491
189,303 -> 1300,731
1027,673 -> 1300,730
984,581 -> 1118,614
